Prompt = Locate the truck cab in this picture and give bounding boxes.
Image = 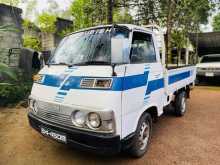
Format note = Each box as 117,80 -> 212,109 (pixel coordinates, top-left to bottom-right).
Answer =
28,24 -> 196,157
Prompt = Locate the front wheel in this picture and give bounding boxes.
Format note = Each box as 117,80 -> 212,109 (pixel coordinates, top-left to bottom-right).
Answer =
174,91 -> 187,117
128,113 -> 152,158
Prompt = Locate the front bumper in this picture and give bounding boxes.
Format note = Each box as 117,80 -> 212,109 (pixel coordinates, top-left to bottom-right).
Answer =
28,112 -> 121,155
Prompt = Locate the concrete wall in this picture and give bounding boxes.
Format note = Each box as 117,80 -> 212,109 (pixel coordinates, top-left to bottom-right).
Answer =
0,3 -> 23,67
41,17 -> 73,51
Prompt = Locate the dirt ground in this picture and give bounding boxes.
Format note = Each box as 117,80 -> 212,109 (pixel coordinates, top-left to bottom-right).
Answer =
0,87 -> 220,165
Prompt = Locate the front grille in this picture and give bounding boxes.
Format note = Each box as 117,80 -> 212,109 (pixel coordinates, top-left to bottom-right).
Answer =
200,68 -> 220,71
35,101 -> 74,128
37,110 -> 74,128
80,78 -> 95,88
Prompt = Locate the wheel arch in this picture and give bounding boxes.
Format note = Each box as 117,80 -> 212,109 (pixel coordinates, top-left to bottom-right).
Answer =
141,106 -> 158,123
174,85 -> 191,98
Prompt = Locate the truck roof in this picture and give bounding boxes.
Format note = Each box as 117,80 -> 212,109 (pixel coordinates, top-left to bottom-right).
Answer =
66,24 -> 153,37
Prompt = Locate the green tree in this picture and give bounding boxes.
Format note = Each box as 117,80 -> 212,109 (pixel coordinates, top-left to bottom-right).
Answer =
70,0 -> 94,30
113,8 -> 133,24
212,13 -> 220,31
0,0 -> 20,6
159,0 -> 214,63
37,13 -> 57,33
23,35 -> 41,51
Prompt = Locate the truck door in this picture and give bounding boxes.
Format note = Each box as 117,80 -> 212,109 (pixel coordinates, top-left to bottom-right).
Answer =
121,30 -> 164,138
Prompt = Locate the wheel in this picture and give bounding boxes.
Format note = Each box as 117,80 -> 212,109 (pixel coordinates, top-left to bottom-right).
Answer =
195,76 -> 201,85
174,91 -> 187,117
128,113 -> 152,158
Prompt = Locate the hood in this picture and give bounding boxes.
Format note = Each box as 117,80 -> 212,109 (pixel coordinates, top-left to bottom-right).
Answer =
30,65 -> 125,106
196,63 -> 220,68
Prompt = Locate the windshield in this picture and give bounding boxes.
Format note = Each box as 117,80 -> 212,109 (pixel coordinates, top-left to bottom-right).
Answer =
49,27 -> 130,66
201,55 -> 220,63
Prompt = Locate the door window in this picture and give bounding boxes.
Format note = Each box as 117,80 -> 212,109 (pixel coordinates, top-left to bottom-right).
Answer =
130,32 -> 156,63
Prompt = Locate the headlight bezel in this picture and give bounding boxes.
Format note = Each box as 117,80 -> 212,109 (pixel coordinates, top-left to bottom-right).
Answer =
71,110 -> 87,127
86,112 -> 102,130
71,110 -> 115,134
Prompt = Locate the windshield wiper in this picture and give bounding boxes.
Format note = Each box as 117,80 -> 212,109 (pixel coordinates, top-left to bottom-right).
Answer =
69,61 -> 111,67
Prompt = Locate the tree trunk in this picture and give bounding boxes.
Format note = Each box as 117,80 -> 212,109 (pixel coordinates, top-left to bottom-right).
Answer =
166,0 -> 174,65
107,0 -> 114,24
177,48 -> 181,66
185,38 -> 189,65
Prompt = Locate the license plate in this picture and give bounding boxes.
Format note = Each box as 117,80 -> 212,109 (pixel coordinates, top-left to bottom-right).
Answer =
40,127 -> 67,143
205,72 -> 214,77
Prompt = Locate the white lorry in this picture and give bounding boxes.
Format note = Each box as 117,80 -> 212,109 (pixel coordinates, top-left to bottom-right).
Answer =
28,24 -> 196,157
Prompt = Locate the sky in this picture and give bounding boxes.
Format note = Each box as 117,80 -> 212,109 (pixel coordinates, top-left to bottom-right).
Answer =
17,0 -> 217,32
18,0 -> 72,20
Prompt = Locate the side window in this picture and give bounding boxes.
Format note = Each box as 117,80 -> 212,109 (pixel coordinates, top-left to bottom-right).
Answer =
130,32 -> 157,63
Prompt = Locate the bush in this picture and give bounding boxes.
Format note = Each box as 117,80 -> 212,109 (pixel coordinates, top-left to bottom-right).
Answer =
23,35 -> 42,51
0,83 -> 32,106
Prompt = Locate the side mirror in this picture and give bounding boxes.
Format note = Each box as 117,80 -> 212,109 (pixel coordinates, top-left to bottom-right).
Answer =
111,38 -> 130,64
111,38 -> 124,64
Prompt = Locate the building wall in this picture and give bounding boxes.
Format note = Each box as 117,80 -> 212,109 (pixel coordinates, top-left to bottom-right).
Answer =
41,17 -> 73,51
0,3 -> 23,67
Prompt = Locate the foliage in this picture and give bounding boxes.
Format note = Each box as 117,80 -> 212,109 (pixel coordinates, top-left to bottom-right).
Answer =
23,35 -> 41,51
0,63 -> 32,106
212,13 -> 220,31
113,8 -> 133,24
0,24 -> 18,34
58,27 -> 74,37
0,63 -> 17,81
0,0 -> 20,6
22,19 -> 36,29
0,83 -> 32,106
70,0 -> 93,30
171,30 -> 187,50
70,0 -> 134,30
37,13 -> 57,33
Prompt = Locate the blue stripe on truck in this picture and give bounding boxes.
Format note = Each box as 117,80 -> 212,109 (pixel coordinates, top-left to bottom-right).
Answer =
60,71 -> 149,91
168,71 -> 191,85
39,70 -> 191,91
145,78 -> 164,95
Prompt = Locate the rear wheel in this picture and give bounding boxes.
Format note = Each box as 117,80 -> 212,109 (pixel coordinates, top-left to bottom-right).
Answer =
174,91 -> 187,117
128,113 -> 152,158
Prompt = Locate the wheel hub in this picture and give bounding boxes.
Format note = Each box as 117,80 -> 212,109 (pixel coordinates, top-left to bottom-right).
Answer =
138,121 -> 150,150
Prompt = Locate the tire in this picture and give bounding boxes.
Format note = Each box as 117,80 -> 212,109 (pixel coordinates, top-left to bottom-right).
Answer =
195,76 -> 201,85
174,91 -> 187,117
128,112 -> 152,158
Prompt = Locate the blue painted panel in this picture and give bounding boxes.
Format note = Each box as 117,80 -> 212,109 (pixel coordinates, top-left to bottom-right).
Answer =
168,71 -> 190,84
57,91 -> 67,95
145,78 -> 164,95
43,74 -> 67,87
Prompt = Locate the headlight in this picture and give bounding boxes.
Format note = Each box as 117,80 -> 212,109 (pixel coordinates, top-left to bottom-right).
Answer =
71,110 -> 115,133
87,112 -> 101,129
71,110 -> 86,127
